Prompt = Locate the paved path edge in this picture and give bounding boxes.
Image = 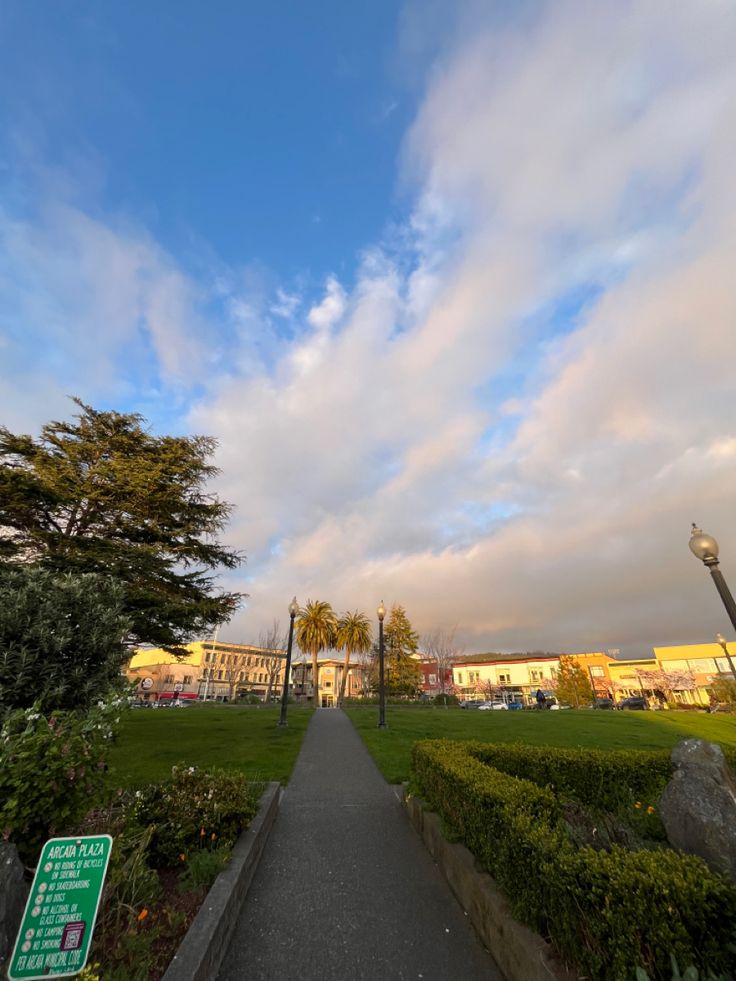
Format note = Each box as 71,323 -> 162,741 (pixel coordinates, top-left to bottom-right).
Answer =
162,781 -> 281,981
404,793 -> 579,981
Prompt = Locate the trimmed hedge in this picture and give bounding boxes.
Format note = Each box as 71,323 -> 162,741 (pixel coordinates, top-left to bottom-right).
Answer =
411,740 -> 736,980
467,741 -> 672,812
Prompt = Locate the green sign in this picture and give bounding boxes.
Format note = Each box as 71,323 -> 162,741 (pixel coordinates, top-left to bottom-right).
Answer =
8,835 -> 112,980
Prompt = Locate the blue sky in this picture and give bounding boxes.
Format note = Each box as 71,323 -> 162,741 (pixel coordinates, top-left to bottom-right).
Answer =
1,1 -> 735,655
1,1 -> 409,290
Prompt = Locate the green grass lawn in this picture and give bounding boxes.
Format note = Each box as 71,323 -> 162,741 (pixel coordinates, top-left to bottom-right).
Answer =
344,706 -> 736,783
107,704 -> 313,788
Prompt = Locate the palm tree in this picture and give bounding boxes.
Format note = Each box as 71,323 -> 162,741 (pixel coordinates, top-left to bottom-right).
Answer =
335,611 -> 372,707
295,600 -> 337,709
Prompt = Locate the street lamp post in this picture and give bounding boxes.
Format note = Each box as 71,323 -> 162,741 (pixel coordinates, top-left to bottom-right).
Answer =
278,597 -> 299,727
716,632 -> 736,683
377,601 -> 387,729
689,525 -> 736,682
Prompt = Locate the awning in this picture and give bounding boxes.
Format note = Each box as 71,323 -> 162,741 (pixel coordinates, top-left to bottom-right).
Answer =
158,691 -> 198,700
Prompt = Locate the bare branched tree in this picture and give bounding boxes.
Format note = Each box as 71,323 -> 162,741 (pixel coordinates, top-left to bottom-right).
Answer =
221,651 -> 251,702
422,627 -> 463,696
259,619 -> 287,703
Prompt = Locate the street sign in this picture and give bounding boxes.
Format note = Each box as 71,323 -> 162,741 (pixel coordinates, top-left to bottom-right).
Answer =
8,835 -> 112,980
141,677 -> 153,690
174,682 -> 183,692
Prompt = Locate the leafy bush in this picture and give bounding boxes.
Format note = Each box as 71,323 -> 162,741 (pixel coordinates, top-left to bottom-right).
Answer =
0,698 -> 125,864
433,693 -> 459,705
412,740 -> 736,979
177,847 -> 231,892
0,567 -> 130,714
709,678 -> 736,708
126,765 -> 260,867
71,769 -> 260,979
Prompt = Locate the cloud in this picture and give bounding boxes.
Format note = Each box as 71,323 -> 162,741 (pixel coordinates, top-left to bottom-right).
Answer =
198,0 -> 736,655
3,0 -> 736,658
270,288 -> 301,320
306,275 -> 347,330
0,196 -> 213,430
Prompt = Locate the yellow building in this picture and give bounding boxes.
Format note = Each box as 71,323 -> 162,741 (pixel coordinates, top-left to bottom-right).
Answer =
451,651 -> 612,704
127,639 -> 286,703
609,641 -> 736,707
451,642 -> 736,707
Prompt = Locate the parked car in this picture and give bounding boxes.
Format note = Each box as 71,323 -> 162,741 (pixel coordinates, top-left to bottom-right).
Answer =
460,700 -> 483,709
592,698 -> 615,710
619,696 -> 649,710
507,702 -> 524,711
478,700 -> 508,711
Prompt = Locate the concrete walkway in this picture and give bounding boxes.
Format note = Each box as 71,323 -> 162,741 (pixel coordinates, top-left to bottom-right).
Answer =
217,710 -> 503,981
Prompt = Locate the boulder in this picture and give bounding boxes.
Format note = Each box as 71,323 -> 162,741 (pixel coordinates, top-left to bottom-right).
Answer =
659,738 -> 736,881
0,842 -> 28,968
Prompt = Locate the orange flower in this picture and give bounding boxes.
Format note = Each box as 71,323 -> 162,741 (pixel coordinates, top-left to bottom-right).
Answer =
137,909 -> 149,922
647,805 -> 655,815
179,853 -> 186,862
634,801 -> 642,809
200,828 -> 205,837
211,833 -> 217,841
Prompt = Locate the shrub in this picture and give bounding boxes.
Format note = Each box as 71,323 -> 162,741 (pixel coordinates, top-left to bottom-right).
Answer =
0,567 -> 130,715
433,693 -> 459,705
709,678 -> 736,708
125,765 -> 260,867
412,740 -> 736,979
177,847 -> 231,892
467,741 -> 672,813
0,698 -> 125,864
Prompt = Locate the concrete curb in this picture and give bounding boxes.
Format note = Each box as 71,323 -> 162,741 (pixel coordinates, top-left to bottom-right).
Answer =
404,794 -> 578,981
162,781 -> 281,981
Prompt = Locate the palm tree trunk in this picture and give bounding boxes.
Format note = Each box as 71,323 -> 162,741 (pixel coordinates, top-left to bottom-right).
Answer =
338,646 -> 352,707
311,647 -> 319,708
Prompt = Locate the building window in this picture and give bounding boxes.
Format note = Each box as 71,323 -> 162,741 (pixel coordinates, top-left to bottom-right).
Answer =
164,674 -> 174,684
498,673 -> 510,684
217,670 -> 223,680
429,673 -> 437,685
183,675 -> 193,685
529,670 -> 542,682
590,666 -> 604,677
457,672 -> 463,684
324,681 -> 332,688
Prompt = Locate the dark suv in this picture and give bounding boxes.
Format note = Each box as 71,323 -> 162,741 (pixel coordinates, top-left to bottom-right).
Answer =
619,696 -> 648,710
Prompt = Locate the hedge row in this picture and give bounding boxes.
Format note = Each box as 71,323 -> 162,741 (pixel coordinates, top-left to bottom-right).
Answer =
411,740 -> 736,980
466,741 -> 672,813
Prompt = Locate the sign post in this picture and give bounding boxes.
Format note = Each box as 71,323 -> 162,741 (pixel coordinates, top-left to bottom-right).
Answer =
8,835 -> 112,980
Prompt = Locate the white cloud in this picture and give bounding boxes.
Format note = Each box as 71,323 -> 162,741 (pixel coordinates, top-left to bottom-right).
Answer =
306,275 -> 347,330
270,288 -> 300,320
0,198 -> 211,429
